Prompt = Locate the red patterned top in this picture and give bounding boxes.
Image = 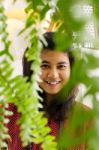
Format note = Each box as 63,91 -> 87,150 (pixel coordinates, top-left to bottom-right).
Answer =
7,104 -> 59,150
7,104 -> 86,150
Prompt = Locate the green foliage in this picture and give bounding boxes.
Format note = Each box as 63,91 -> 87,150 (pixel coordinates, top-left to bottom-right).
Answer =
0,0 -> 57,149
0,101 -> 12,149
0,4 -> 13,60
0,1 -> 14,148
58,105 -> 92,149
18,1 -> 58,148
0,59 -> 57,148
50,0 -> 99,149
0,0 -> 99,149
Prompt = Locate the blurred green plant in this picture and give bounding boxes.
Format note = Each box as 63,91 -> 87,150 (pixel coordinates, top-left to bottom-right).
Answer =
0,0 -> 99,149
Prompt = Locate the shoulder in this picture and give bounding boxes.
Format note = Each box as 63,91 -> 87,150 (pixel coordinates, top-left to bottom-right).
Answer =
70,101 -> 93,123
67,102 -> 94,133
72,101 -> 92,114
74,101 -> 91,109
64,101 -> 93,128
62,102 -> 94,149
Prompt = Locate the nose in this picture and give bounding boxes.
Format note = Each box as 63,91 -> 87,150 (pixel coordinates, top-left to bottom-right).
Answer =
48,68 -> 59,79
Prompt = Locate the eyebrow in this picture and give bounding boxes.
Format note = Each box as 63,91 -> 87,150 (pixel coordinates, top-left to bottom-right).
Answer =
57,62 -> 69,65
41,61 -> 69,65
41,61 -> 49,64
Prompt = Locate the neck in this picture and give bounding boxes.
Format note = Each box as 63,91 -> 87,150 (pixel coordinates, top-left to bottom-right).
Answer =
45,93 -> 56,106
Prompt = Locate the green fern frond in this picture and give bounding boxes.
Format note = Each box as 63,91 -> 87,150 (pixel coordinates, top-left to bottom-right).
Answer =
0,3 -> 13,61
0,99 -> 12,149
0,58 -> 57,149
14,1 -> 58,149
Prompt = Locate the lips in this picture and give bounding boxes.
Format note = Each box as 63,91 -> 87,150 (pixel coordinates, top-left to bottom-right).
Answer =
45,80 -> 61,85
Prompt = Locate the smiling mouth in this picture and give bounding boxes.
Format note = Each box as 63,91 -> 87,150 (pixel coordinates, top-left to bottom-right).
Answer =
45,81 -> 61,85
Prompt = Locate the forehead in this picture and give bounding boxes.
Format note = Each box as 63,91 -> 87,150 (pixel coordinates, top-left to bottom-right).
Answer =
41,50 -> 69,62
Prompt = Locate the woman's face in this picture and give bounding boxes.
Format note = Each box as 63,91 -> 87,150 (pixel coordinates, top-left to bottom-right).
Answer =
39,50 -> 71,94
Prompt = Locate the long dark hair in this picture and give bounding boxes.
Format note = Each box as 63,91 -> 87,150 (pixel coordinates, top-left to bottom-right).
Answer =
23,32 -> 78,122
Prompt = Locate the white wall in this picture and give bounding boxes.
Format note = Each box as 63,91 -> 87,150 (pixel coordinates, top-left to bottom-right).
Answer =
0,1 -> 28,76
3,0 -> 27,11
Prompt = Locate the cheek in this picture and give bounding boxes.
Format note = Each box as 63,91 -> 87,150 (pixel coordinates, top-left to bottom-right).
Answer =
38,74 -> 44,88
63,69 -> 71,80
39,70 -> 47,80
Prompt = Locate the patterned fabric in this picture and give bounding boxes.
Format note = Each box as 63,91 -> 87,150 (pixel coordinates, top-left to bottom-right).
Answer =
7,104 -> 86,150
6,104 -> 23,150
7,104 -> 59,150
33,118 -> 59,150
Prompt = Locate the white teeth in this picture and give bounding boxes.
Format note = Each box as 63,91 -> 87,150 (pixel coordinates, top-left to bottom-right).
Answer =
46,81 -> 60,85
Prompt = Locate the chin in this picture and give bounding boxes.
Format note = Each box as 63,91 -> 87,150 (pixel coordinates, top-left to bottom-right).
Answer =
45,90 -> 60,95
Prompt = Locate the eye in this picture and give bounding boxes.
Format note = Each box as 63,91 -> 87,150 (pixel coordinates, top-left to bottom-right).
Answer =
40,64 -> 50,70
57,65 -> 67,70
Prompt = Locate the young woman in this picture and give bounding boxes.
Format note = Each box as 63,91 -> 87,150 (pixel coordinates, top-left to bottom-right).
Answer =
7,32 -> 92,150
